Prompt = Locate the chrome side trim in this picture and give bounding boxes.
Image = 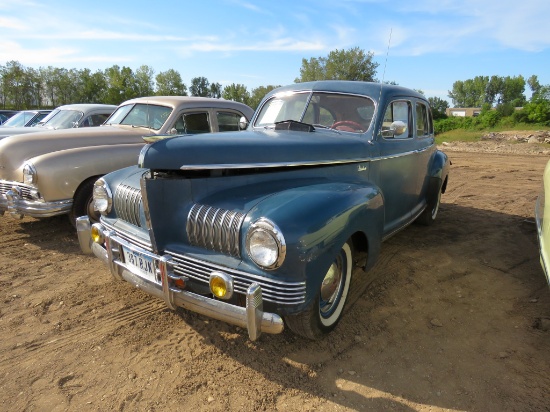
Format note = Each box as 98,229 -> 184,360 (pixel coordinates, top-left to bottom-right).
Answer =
177,144 -> 433,170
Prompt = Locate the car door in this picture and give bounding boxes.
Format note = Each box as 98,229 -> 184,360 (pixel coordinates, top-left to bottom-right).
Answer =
374,99 -> 419,236
412,101 -> 437,216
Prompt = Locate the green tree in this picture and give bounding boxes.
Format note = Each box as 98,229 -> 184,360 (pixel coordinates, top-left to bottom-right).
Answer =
249,85 -> 279,110
209,82 -> 222,98
222,83 -> 250,105
190,76 -> 210,97
77,68 -> 107,103
155,69 -> 187,96
103,65 -> 139,105
528,75 -> 541,96
428,97 -> 449,119
295,47 -> 378,82
135,65 -> 155,97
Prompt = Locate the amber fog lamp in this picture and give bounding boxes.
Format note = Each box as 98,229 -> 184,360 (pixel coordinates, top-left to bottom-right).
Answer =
209,271 -> 233,300
91,223 -> 105,244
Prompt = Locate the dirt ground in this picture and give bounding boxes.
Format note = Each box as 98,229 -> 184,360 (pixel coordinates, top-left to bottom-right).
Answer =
1,138 -> 549,412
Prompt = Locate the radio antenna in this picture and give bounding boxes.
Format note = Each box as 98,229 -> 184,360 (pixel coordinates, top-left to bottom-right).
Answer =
378,27 -> 393,103
373,28 -> 392,141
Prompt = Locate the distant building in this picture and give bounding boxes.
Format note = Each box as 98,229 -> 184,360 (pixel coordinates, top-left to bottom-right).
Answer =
446,108 -> 481,117
446,107 -> 523,117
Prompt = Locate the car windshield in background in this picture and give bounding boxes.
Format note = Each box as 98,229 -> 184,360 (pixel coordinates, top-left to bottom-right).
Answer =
1,112 -> 32,127
42,110 -> 83,129
106,103 -> 172,131
254,91 -> 376,133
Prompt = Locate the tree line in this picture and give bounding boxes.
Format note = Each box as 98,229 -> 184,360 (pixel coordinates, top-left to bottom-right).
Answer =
0,60 -> 281,110
1,48 -> 549,126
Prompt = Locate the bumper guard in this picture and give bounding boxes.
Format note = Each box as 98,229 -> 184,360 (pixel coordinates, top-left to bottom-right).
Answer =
76,216 -> 284,340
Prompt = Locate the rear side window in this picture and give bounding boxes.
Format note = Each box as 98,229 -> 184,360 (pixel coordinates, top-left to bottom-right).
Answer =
182,112 -> 211,134
217,111 -> 242,132
416,103 -> 431,136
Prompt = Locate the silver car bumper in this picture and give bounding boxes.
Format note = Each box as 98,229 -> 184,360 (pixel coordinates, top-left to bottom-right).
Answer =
76,216 -> 284,341
0,185 -> 72,218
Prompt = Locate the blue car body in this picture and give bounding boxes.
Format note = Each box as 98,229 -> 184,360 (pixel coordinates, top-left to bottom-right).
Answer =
78,81 -> 450,341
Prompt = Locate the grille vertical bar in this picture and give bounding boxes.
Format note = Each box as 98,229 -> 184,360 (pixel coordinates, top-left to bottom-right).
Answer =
187,204 -> 244,257
114,184 -> 142,227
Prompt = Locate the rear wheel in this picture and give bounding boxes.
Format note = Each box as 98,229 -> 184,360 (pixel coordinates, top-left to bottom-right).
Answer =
285,241 -> 353,340
417,184 -> 442,226
68,178 -> 100,227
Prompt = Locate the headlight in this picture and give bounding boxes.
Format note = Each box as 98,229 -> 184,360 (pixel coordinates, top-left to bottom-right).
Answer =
246,218 -> 286,270
93,178 -> 112,214
22,163 -> 37,185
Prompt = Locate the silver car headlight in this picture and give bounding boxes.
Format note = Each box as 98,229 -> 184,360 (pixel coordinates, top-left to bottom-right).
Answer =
246,218 -> 286,270
93,178 -> 112,215
22,162 -> 37,185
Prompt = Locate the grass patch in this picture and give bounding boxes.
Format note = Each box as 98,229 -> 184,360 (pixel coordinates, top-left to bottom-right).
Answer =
435,123 -> 550,144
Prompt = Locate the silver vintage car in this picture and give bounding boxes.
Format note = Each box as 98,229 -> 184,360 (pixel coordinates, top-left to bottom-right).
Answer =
0,96 -> 254,224
0,104 -> 117,139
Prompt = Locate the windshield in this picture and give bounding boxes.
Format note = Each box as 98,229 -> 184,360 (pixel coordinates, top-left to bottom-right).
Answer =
1,111 -> 32,127
254,91 -> 375,133
41,110 -> 83,130
105,103 -> 172,131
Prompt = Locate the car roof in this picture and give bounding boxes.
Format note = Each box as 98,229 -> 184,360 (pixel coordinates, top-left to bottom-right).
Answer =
269,80 -> 427,101
119,96 -> 252,111
55,103 -> 118,111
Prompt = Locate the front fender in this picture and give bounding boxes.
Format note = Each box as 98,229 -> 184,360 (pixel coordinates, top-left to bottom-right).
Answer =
244,182 -> 384,301
28,143 -> 144,201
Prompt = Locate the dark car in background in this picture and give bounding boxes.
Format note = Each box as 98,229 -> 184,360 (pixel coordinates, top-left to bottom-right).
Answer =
0,110 -> 18,125
0,104 -> 116,140
0,109 -> 52,128
78,81 -> 451,341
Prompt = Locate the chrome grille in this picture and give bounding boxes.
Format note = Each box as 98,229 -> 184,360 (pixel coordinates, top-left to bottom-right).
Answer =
102,220 -> 153,252
187,204 -> 244,257
0,181 -> 33,199
114,184 -> 142,227
166,250 -> 306,305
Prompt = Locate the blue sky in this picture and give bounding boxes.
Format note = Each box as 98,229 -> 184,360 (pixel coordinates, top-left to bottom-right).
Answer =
1,0 -> 549,104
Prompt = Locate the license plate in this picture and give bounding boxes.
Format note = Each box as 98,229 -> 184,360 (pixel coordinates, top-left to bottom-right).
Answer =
122,246 -> 156,283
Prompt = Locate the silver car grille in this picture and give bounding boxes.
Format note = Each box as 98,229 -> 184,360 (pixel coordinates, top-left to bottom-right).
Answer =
114,184 -> 142,227
186,204 -> 244,257
0,181 -> 33,200
166,250 -> 306,305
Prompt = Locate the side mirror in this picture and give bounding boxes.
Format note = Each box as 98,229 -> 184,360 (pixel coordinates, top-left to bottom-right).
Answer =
390,120 -> 407,136
238,116 -> 249,131
169,128 -> 178,135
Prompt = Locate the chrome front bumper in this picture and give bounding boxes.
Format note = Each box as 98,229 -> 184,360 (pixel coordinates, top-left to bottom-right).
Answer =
76,216 -> 284,340
0,185 -> 72,218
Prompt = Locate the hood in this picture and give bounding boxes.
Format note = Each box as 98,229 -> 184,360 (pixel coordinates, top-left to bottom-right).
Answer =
141,129 -> 369,171
0,126 -> 45,139
0,125 -> 147,179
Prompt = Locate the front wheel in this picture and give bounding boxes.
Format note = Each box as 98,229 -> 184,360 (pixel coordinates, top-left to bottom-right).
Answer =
68,178 -> 101,227
285,241 -> 353,340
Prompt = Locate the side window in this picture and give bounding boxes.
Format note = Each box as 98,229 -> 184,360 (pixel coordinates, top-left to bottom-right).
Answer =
416,103 -> 429,136
381,100 -> 412,139
80,114 -> 109,127
217,111 -> 242,132
181,112 -> 210,134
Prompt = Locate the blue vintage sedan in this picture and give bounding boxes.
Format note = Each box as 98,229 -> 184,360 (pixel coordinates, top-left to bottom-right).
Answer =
78,81 -> 450,341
